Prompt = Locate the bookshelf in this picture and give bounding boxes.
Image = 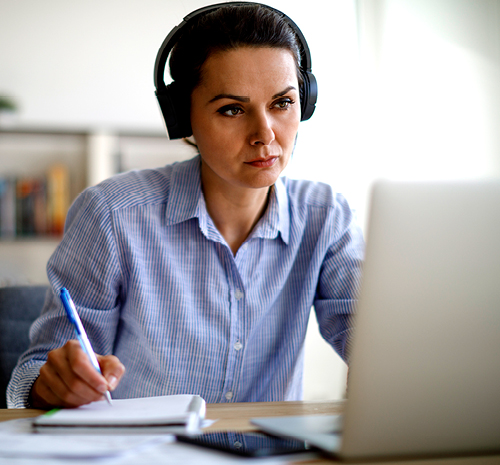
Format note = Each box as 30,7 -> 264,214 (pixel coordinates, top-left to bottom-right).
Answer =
0,127 -> 196,285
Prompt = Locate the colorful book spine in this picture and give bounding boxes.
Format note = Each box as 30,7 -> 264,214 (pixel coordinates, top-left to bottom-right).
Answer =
0,164 -> 70,238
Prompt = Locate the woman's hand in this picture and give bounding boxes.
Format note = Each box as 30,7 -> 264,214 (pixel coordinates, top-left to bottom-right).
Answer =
29,340 -> 125,409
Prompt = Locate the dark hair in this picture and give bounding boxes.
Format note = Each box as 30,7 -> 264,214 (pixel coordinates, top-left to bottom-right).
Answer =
169,4 -> 303,96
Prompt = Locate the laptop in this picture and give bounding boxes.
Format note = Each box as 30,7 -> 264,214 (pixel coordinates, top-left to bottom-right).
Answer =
252,179 -> 500,460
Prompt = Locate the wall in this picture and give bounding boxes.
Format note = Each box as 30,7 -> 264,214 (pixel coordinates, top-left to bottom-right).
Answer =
352,0 -> 500,219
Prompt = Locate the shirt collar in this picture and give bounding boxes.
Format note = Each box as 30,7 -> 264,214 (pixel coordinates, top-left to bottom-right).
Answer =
165,156 -> 203,226
250,178 -> 290,245
165,155 -> 290,245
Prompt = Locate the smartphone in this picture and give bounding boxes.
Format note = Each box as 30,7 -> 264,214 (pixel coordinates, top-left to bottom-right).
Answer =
176,431 -> 315,457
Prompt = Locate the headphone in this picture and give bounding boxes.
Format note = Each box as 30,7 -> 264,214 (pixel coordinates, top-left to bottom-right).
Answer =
154,2 -> 318,139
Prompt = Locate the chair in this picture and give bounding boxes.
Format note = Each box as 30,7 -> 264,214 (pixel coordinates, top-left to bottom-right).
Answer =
0,285 -> 48,408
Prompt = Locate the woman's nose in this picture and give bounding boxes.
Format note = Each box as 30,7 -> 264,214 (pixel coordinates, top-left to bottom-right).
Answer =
248,111 -> 275,146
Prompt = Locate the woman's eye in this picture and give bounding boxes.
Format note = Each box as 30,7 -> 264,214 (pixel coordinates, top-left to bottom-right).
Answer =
218,105 -> 244,117
273,98 -> 295,110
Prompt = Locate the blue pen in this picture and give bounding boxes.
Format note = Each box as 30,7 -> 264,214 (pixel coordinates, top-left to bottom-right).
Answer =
59,287 -> 113,405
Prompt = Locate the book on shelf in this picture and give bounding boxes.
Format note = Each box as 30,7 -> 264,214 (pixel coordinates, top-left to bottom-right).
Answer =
0,177 -> 16,237
0,164 -> 70,239
46,164 -> 70,236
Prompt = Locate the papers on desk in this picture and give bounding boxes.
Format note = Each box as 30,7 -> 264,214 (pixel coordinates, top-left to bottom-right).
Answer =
0,417 -> 172,460
33,394 -> 206,435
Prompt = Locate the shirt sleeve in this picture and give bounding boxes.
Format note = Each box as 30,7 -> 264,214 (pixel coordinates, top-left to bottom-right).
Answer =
7,186 -> 123,408
313,194 -> 364,364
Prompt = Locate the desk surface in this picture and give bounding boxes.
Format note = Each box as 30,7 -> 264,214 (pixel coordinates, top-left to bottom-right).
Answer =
1,401 -> 499,464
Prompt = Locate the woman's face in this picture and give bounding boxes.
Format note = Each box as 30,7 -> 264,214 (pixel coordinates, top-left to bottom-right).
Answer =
190,47 -> 301,194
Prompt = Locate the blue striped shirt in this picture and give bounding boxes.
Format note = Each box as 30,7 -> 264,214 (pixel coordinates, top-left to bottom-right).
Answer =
7,155 -> 364,408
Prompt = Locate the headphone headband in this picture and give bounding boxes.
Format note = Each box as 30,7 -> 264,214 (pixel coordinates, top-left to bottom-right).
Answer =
154,2 -> 317,139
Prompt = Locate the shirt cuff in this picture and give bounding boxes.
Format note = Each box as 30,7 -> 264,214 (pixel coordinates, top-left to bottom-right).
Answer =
6,361 -> 43,409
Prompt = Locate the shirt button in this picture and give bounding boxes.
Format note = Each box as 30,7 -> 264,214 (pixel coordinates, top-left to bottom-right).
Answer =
233,441 -> 243,449
234,289 -> 244,300
225,391 -> 233,400
241,243 -> 248,251
234,341 -> 243,351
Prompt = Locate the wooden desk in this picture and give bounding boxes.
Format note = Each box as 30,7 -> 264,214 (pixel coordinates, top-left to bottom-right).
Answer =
1,402 -> 499,464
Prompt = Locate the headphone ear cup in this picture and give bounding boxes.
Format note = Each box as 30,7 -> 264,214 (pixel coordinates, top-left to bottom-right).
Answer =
155,81 -> 192,139
300,70 -> 318,121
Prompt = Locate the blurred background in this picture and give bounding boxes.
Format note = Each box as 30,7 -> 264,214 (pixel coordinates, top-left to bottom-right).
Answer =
1,0 -> 499,401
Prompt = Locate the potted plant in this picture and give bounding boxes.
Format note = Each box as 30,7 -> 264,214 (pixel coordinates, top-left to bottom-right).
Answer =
0,95 -> 18,126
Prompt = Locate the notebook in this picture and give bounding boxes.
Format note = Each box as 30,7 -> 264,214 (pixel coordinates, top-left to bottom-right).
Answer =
33,394 -> 205,435
252,179 -> 500,460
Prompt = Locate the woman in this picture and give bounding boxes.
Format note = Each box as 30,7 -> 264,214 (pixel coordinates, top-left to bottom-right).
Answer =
8,3 -> 364,409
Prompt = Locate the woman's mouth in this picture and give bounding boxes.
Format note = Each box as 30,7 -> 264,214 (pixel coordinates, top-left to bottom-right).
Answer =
245,156 -> 278,168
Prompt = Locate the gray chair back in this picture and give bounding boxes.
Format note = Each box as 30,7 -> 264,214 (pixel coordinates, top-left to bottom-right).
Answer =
0,285 -> 48,408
